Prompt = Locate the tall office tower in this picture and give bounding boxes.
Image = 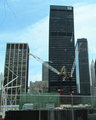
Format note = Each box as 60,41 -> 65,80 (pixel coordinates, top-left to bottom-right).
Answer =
42,62 -> 49,81
4,43 -> 29,104
49,5 -> 76,94
76,38 -> 90,95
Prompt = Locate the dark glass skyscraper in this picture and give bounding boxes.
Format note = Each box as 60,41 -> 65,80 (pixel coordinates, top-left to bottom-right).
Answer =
4,43 -> 29,104
49,5 -> 76,94
76,38 -> 90,95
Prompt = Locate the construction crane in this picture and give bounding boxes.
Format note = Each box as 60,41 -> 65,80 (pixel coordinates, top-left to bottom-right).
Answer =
59,65 -> 70,82
55,42 -> 82,94
60,66 -> 69,77
29,43 -> 82,94
29,53 -> 60,75
58,65 -> 73,94
29,52 -> 76,82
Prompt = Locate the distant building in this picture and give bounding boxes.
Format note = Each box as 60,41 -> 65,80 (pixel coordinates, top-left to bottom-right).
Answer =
4,43 -> 29,104
49,5 -> 76,94
90,60 -> 96,95
76,38 -> 90,95
30,81 -> 48,93
42,62 -> 49,81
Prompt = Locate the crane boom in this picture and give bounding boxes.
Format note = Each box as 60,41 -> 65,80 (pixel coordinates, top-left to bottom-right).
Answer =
70,43 -> 82,77
70,58 -> 76,77
29,43 -> 81,79
29,53 -> 60,75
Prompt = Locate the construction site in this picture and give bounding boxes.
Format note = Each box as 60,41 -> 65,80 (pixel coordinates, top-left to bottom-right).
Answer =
0,47 -> 96,120
0,4 -> 96,120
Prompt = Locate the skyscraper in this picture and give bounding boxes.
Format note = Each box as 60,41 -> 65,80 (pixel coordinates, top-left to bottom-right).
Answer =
76,38 -> 90,95
49,5 -> 76,94
4,43 -> 29,104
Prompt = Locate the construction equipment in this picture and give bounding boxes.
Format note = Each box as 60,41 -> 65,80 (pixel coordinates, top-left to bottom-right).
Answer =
29,53 -> 60,75
29,53 -> 70,78
29,43 -> 82,94
60,43 -> 82,79
70,43 -> 82,77
29,53 -> 72,82
60,66 -> 69,77
58,65 -> 72,94
59,66 -> 70,82
29,53 -> 72,94
1,66 -> 21,118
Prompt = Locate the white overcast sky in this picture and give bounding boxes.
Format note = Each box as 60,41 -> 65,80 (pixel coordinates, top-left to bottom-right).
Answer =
0,0 -> 96,83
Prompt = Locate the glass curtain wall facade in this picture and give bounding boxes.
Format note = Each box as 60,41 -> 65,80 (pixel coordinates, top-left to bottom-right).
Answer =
49,5 -> 76,94
76,38 -> 90,95
4,43 -> 29,104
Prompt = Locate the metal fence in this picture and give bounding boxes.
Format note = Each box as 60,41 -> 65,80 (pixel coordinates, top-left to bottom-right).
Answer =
1,94 -> 96,120
1,94 -> 95,109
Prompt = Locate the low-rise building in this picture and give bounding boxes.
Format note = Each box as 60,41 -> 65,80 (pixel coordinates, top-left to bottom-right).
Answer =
30,81 -> 48,93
